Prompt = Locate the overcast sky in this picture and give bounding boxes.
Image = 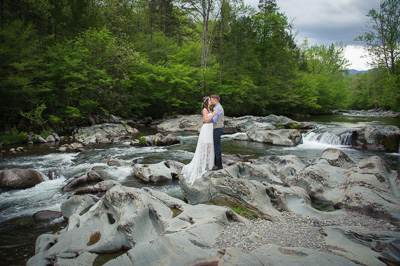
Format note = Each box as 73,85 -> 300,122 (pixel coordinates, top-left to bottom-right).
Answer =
244,0 -> 380,70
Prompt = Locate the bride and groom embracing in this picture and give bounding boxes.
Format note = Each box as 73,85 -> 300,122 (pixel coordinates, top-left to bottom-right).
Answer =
182,94 -> 224,185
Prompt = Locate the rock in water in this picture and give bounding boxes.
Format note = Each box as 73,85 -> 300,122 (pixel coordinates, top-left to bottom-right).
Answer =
133,161 -> 183,183
33,210 -> 63,221
0,169 -> 44,189
46,134 -> 56,142
247,129 -> 302,146
354,125 -> 400,152
62,171 -> 104,192
139,133 -> 180,146
107,160 -> 122,167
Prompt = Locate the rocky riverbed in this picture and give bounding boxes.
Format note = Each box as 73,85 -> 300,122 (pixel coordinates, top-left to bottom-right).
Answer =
211,211 -> 398,253
25,147 -> 400,266
1,114 -> 400,265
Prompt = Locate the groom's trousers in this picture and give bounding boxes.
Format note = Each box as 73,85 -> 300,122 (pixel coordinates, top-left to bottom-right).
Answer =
213,127 -> 224,167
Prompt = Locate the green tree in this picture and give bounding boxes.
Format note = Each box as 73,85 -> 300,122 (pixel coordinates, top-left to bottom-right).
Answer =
355,0 -> 400,110
356,0 -> 400,75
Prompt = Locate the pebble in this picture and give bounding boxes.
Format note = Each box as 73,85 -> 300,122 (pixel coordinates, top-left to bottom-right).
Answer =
211,211 -> 399,253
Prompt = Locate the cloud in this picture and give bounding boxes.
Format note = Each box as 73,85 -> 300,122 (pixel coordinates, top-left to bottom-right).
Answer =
344,45 -> 371,71
244,0 -> 379,69
245,0 -> 377,45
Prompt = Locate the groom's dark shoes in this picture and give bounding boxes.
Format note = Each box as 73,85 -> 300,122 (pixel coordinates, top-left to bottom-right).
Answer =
212,166 -> 223,170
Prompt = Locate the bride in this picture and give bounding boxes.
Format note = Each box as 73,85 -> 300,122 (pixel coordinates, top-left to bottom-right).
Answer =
182,96 -> 219,185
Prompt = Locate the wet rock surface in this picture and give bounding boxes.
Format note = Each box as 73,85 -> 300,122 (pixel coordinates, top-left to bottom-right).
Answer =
73,123 -> 138,145
354,125 -> 400,152
25,147 -> 400,265
247,129 -> 302,146
0,169 -> 44,189
157,114 -> 313,134
133,133 -> 180,146
133,160 -> 184,183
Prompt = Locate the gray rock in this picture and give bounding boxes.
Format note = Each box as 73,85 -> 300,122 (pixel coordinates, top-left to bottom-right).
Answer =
74,123 -> 138,144
179,163 -> 283,221
247,129 -> 302,146
62,171 -> 104,192
295,159 -> 348,202
157,114 -> 312,133
53,133 -> 61,141
96,134 -> 113,144
133,161 -> 183,183
33,210 -> 63,221
28,185 -> 245,266
220,244 -> 358,266
320,148 -> 355,169
74,180 -> 120,195
324,227 -> 400,265
58,146 -> 67,152
0,169 -> 44,189
354,125 -> 400,152
46,134 -> 56,142
254,155 -> 306,184
140,133 -> 180,146
107,160 -> 121,167
60,194 -> 98,219
157,115 -> 203,132
48,170 -> 61,180
232,133 -> 249,141
36,135 -> 47,143
338,156 -> 400,223
295,150 -> 400,223
67,143 -> 84,151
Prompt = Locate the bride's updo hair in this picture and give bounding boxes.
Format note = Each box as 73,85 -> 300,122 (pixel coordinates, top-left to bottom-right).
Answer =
202,96 -> 210,111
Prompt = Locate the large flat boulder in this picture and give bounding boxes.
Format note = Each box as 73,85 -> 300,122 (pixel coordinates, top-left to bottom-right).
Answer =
338,156 -> 400,222
74,123 -> 138,145
27,185 -> 246,266
157,114 -> 313,133
294,149 -> 400,224
247,129 -> 302,146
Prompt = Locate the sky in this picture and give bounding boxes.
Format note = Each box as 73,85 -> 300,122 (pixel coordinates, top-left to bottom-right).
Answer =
244,0 -> 380,70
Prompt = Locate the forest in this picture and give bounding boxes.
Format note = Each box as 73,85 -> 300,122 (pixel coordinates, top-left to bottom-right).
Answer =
0,0 -> 399,132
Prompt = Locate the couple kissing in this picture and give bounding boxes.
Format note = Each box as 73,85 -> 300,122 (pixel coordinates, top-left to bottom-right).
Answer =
182,94 -> 224,185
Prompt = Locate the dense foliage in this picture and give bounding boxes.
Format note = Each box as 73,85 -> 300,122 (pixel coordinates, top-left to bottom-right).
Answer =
351,0 -> 400,111
0,0 -> 398,132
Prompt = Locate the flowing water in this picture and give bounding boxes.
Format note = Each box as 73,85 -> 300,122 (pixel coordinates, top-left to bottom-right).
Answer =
0,115 -> 399,265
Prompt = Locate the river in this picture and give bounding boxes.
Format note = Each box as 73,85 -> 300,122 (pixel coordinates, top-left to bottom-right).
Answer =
0,114 -> 399,265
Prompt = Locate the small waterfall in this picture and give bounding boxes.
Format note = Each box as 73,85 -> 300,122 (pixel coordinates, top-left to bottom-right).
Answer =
303,129 -> 354,146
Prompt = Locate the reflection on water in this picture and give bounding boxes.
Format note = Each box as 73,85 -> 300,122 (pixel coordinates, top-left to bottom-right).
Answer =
0,114 -> 399,263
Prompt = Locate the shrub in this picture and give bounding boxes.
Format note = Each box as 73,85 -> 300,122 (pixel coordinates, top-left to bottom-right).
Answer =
231,205 -> 255,219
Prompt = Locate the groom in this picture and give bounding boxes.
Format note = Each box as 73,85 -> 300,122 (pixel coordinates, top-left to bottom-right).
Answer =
210,94 -> 224,170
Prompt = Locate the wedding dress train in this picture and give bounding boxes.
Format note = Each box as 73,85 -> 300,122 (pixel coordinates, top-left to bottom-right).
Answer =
182,117 -> 214,185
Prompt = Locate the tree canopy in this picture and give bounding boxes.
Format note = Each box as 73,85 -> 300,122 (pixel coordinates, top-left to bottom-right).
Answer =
0,0 -> 398,132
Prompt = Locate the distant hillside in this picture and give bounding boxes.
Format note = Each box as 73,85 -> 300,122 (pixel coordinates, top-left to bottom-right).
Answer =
347,69 -> 369,75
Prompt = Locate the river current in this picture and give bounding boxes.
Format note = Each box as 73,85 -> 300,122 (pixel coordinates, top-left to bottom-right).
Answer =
0,115 -> 399,265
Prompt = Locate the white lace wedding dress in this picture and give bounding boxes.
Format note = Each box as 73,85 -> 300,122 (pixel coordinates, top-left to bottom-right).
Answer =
182,113 -> 214,185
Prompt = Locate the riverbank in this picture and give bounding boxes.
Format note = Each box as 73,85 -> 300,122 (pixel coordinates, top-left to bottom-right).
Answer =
333,108 -> 400,118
